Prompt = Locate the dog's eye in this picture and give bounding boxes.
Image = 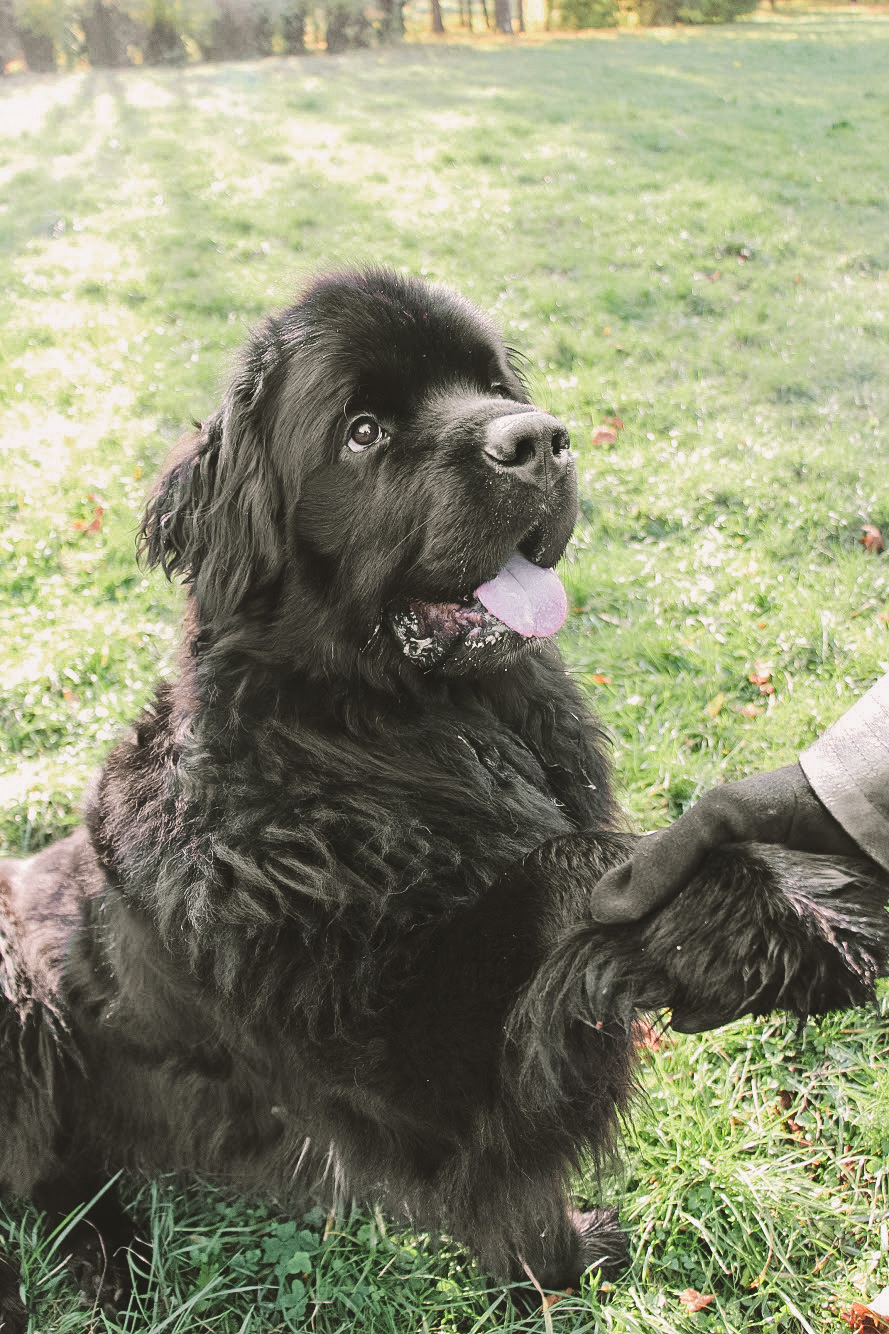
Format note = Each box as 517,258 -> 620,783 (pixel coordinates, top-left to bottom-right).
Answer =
347,417 -> 384,452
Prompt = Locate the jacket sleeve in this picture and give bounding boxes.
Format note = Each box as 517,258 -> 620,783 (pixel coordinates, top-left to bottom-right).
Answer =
799,673 -> 889,874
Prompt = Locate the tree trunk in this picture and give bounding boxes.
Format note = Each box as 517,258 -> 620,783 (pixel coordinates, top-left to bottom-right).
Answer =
18,24 -> 56,70
82,0 -> 133,66
0,0 -> 18,69
326,6 -> 349,51
516,0 -> 524,29
494,0 -> 512,30
430,0 -> 445,33
479,0 -> 491,26
380,0 -> 405,41
145,16 -> 186,64
326,5 -> 374,51
282,6 -> 307,52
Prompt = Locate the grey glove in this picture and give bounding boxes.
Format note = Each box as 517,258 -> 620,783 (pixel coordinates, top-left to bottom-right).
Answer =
590,762 -> 861,924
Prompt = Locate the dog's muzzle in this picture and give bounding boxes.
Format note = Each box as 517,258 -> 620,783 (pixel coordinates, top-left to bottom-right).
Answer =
482,411 -> 571,491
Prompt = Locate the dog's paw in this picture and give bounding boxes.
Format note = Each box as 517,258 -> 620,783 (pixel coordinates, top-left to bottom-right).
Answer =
665,844 -> 889,1031
0,1255 -> 28,1334
0,1301 -> 28,1334
513,1206 -> 629,1303
571,1207 -> 630,1281
65,1223 -> 142,1319
542,842 -> 889,1037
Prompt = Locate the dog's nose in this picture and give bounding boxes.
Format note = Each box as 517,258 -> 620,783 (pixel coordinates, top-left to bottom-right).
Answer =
482,411 -> 571,488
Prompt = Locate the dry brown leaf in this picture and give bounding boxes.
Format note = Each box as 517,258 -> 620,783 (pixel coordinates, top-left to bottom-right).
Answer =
705,692 -> 725,718
591,426 -> 618,446
861,525 -> 884,554
679,1288 -> 715,1313
841,1302 -> 889,1332
542,1290 -> 571,1310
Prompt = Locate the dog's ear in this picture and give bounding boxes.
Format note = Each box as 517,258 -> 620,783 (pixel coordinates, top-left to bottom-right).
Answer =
139,423 -> 217,583
140,359 -> 288,615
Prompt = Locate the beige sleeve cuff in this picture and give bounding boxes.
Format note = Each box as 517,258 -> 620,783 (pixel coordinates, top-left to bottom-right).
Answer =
799,673 -> 889,873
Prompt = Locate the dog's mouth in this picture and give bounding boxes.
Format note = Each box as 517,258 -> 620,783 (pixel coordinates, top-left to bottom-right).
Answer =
389,551 -> 568,673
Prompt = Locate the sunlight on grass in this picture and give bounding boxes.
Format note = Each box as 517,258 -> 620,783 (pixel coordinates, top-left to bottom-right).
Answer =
1,13 -> 889,1331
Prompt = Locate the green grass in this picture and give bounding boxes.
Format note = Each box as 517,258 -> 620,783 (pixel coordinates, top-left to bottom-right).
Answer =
2,10 -> 889,1331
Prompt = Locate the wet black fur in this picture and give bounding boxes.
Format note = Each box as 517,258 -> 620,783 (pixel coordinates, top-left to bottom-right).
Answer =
1,269 -> 888,1329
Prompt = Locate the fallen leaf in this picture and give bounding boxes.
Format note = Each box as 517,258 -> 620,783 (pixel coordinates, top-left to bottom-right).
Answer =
591,673 -> 611,685
679,1289 -> 715,1313
785,1117 -> 812,1143
591,426 -> 618,446
735,703 -> 761,718
542,1291 -> 569,1310
605,415 -> 624,430
748,661 -> 773,686
861,524 -> 884,554
705,692 -> 725,718
841,1301 -> 889,1332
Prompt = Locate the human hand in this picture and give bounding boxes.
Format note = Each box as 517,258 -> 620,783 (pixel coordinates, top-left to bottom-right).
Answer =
590,763 -> 860,924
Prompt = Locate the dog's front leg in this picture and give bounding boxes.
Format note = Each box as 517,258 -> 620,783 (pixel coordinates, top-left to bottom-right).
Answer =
0,1175 -> 137,1334
507,832 -> 889,1054
342,862 -> 637,1295
0,1252 -> 27,1334
30,1173 -> 142,1322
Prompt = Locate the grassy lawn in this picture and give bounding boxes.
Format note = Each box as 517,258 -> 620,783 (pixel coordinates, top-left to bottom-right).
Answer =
2,9 -> 889,1330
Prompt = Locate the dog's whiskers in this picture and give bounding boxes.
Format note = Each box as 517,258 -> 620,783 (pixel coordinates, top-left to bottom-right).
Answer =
387,516 -> 433,557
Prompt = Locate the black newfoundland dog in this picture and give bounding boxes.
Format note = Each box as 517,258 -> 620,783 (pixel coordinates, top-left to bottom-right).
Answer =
2,268 -> 888,1328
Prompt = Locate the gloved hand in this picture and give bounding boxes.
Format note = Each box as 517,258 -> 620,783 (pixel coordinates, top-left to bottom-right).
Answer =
590,763 -> 861,924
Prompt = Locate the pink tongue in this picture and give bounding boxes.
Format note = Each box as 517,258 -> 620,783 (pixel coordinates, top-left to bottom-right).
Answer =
475,552 -> 568,639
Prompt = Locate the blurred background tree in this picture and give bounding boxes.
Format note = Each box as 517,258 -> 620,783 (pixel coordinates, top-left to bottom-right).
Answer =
4,0 -> 759,73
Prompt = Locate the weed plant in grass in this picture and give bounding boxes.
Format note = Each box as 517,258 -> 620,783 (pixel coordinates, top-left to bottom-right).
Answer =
1,13 -> 889,1331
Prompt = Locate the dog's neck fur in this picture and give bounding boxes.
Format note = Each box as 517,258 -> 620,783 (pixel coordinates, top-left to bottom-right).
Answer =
170,600 -> 617,830
86,633 -> 616,959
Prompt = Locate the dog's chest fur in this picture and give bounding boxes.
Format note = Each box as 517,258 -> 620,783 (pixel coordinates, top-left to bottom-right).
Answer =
2,661 -> 611,1197
88,666 -> 604,936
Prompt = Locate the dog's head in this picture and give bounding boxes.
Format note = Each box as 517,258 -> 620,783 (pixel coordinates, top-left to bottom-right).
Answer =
141,268 -> 578,681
